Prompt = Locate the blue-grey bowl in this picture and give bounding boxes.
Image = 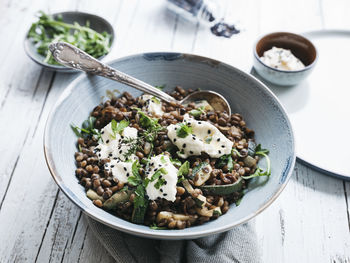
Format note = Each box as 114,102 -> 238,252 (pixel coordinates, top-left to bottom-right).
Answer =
24,11 -> 115,73
44,52 -> 295,239
253,32 -> 317,86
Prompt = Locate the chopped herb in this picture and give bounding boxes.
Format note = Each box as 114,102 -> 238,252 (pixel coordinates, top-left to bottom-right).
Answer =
176,123 -> 193,138
127,160 -> 142,186
189,106 -> 205,117
150,223 -> 167,230
232,148 -> 242,157
216,155 -> 233,171
155,85 -> 165,90
204,136 -> 212,144
28,11 -> 111,65
170,157 -> 182,167
177,161 -> 190,182
154,178 -> 166,189
160,155 -> 167,164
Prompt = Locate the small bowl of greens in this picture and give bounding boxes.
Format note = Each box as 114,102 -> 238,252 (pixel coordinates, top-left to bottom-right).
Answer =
24,11 -> 114,72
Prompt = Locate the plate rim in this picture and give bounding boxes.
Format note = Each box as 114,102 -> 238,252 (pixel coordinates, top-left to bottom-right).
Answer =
294,29 -> 350,179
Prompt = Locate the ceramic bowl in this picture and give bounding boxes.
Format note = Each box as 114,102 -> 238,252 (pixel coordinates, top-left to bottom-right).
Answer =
253,32 -> 317,86
24,11 -> 115,73
44,52 -> 295,239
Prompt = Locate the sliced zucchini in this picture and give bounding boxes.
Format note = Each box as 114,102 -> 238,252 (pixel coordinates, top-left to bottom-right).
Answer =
182,179 -> 207,208
156,211 -> 197,224
248,140 -> 257,156
86,189 -> 104,202
212,207 -> 222,216
193,163 -> 212,186
103,190 -> 131,210
200,177 -> 243,195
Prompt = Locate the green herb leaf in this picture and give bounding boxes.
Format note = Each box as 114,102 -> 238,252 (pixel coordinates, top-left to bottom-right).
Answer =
170,157 -> 182,167
155,85 -> 165,90
111,119 -> 129,139
177,161 -> 190,182
128,160 -> 142,186
160,155 -> 167,164
189,106 -> 205,117
71,124 -> 82,137
216,155 -> 233,171
176,123 -> 192,138
242,146 -> 271,179
150,223 -> 167,230
28,11 -> 111,65
255,144 -> 269,155
71,116 -> 101,141
154,178 -> 166,189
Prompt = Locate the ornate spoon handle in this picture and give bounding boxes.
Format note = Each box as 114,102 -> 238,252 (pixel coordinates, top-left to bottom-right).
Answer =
49,42 -> 177,103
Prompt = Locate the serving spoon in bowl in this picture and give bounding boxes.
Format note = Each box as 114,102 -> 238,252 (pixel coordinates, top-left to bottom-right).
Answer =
49,42 -> 231,115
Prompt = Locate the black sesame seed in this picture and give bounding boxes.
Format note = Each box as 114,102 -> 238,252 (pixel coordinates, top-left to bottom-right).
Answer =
119,150 -> 122,154
160,189 -> 163,192
151,162 -> 154,166
123,167 -> 127,171
183,143 -> 186,148
101,131 -> 104,134
121,136 -> 124,139
218,150 -> 221,154
217,138 -> 220,142
98,153 -> 101,157
154,168 -> 158,171
111,165 -> 115,168
175,127 -> 177,130
198,122 -> 202,124
221,145 -> 225,148
207,130 -> 211,134
109,153 -> 112,157
190,151 -> 194,154
192,137 -> 196,140
164,181 -> 167,185
174,138 -> 177,142
163,193 -> 167,196
126,173 -> 130,177
159,175 -> 163,179
159,164 -> 162,167
113,157 -> 118,160
106,139 -> 109,143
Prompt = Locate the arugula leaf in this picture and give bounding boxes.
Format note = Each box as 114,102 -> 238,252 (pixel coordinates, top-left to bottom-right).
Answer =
128,160 -> 142,186
176,123 -> 192,138
189,106 -> 205,117
242,145 -> 271,179
177,161 -> 190,182
255,144 -> 269,155
28,11 -> 111,65
138,111 -> 156,128
71,116 -> 101,140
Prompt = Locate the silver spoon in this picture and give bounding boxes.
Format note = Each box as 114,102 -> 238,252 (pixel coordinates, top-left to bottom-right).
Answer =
49,42 -> 231,115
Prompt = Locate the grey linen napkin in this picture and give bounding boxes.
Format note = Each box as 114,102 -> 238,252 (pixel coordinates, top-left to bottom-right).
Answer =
87,216 -> 261,263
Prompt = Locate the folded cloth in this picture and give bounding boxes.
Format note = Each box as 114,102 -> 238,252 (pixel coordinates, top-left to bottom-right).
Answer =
87,216 -> 261,263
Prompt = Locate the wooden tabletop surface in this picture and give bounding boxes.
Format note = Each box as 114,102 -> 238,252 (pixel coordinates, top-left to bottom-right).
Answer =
0,0 -> 349,262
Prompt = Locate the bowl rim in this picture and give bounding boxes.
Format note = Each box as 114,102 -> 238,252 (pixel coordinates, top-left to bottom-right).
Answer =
24,11 -> 115,72
253,31 -> 318,74
43,52 -> 296,239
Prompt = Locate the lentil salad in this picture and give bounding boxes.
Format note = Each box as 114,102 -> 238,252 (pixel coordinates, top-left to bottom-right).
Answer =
72,86 -> 270,230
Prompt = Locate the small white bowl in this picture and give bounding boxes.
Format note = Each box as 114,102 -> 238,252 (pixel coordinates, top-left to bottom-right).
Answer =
253,32 -> 317,86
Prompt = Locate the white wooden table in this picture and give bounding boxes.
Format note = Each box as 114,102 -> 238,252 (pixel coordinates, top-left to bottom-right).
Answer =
0,0 -> 350,262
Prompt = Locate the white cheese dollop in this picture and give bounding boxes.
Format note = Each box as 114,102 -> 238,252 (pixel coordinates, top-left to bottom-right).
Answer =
260,46 -> 305,71
104,156 -> 137,183
145,155 -> 178,202
95,122 -> 138,161
94,122 -> 139,183
167,114 -> 233,158
140,94 -> 164,117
